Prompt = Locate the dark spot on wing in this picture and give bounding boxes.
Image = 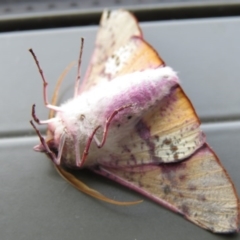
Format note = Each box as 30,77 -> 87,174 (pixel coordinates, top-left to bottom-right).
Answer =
179,174 -> 186,181
161,161 -> 186,187
122,145 -> 131,153
115,56 -> 120,66
152,156 -> 162,162
174,153 -> 179,160
170,144 -> 178,152
197,194 -> 206,201
188,185 -> 197,191
127,115 -> 132,120
181,204 -> 189,215
163,162 -> 186,172
163,138 -> 172,145
154,135 -> 159,141
163,185 -> 171,195
135,120 -> 158,162
130,154 -> 137,164
135,120 -> 151,140
179,193 -> 184,198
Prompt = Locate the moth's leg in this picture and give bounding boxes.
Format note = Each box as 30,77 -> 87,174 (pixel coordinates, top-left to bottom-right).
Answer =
74,38 -> 84,98
55,133 -> 66,165
73,135 -> 81,167
29,49 -> 62,112
31,104 -> 57,125
95,104 -> 133,148
76,125 -> 101,167
78,104 -> 132,167
30,120 -> 57,163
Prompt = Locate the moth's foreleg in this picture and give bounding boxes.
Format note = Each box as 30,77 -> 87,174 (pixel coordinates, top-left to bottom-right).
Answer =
94,104 -> 133,148
30,120 -> 58,163
76,125 -> 101,167
31,104 -> 41,123
31,104 -> 57,125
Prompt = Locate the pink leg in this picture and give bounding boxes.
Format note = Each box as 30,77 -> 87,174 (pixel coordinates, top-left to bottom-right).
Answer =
31,104 -> 57,125
76,125 -> 101,168
77,104 -> 132,167
74,38 -> 84,98
31,104 -> 40,123
96,104 -> 132,148
29,48 -> 62,112
30,120 -> 57,163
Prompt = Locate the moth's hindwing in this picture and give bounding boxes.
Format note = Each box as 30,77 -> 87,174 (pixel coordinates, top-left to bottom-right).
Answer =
93,143 -> 239,233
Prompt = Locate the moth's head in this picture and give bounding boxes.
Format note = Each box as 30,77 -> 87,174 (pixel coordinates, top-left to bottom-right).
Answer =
32,116 -> 64,154
47,117 -> 65,144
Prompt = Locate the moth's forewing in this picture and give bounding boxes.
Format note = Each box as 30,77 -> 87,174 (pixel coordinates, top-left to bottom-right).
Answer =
80,10 -> 163,92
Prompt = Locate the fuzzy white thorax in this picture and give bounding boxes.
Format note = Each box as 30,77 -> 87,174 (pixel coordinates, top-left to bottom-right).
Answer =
48,66 -> 179,163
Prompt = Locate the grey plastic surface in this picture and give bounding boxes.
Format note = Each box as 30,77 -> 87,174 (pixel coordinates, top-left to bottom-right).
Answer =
0,16 -> 239,240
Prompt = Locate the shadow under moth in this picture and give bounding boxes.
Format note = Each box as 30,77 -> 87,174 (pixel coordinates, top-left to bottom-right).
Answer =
29,9 -> 239,233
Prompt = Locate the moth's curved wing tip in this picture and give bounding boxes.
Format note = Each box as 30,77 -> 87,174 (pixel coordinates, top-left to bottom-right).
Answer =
101,9 -> 142,35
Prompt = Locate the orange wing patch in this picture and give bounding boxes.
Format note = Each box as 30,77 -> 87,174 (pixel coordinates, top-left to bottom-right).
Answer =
103,37 -> 164,80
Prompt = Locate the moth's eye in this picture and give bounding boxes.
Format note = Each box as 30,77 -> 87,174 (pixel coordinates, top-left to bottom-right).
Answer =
79,114 -> 85,120
127,116 -> 132,120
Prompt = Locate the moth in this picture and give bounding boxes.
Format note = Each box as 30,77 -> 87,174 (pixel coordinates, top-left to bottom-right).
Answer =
30,10 -> 239,233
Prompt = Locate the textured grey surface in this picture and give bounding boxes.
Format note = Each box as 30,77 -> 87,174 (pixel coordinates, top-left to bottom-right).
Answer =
0,16 -> 239,240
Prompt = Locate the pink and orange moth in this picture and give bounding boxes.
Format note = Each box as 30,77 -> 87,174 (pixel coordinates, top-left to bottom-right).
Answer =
29,9 -> 239,233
